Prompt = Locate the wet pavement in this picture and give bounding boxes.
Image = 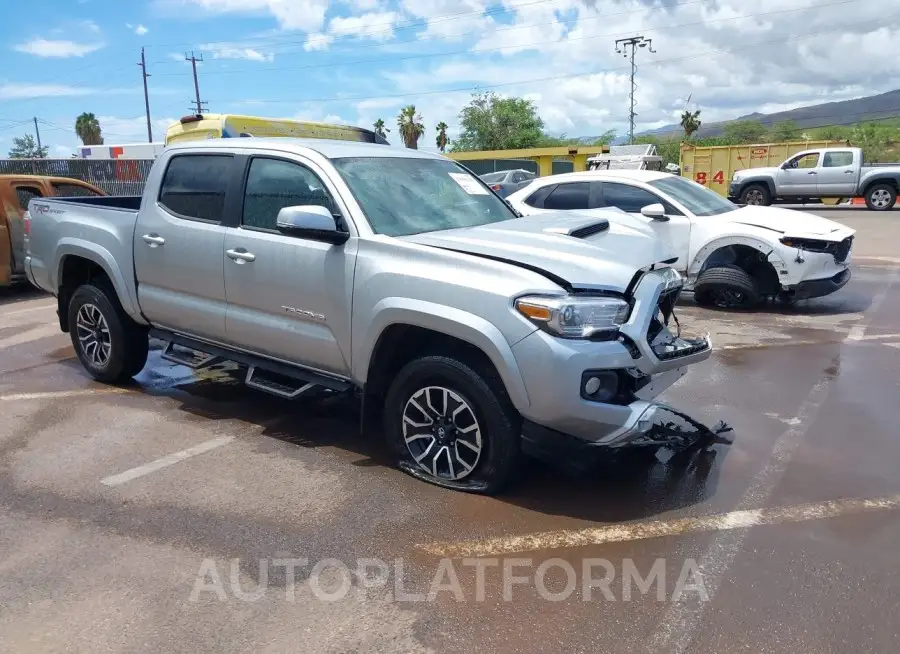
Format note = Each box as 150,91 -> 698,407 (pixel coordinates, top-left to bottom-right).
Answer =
1,208 -> 899,653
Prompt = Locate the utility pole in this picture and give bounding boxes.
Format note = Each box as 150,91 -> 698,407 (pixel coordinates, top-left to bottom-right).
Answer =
138,47 -> 153,142
614,35 -> 656,144
185,51 -> 207,115
33,117 -> 43,153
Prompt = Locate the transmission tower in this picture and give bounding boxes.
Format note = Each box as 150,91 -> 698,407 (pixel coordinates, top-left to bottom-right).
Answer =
615,35 -> 656,144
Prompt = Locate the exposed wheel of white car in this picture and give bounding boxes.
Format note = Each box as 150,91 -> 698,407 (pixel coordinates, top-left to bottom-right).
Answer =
68,283 -> 149,384
864,183 -> 897,211
693,266 -> 761,310
739,184 -> 771,206
383,355 -> 521,494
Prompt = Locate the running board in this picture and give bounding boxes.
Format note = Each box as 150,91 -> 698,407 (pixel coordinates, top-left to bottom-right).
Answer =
160,342 -> 222,369
149,328 -> 352,394
245,367 -> 318,399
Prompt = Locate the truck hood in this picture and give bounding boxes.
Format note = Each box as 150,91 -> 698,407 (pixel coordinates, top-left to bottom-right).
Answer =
399,211 -> 677,292
729,205 -> 855,240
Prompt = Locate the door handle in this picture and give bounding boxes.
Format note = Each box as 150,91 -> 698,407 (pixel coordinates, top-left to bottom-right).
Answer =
807,171 -> 817,175
226,248 -> 256,263
141,234 -> 165,247
844,170 -> 854,174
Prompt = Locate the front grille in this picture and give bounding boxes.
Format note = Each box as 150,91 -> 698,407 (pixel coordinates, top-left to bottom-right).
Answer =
833,236 -> 853,263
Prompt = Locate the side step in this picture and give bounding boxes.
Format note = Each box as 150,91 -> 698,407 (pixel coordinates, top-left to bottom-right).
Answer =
245,367 -> 317,399
160,342 -> 222,369
149,328 -> 352,397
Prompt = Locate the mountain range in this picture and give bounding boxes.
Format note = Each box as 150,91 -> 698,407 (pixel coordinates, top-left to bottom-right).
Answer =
597,88 -> 900,144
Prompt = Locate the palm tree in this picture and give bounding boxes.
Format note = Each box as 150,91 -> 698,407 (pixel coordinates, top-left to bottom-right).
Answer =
680,110 -> 701,139
75,112 -> 104,145
397,105 -> 424,149
373,118 -> 389,140
435,121 -> 449,152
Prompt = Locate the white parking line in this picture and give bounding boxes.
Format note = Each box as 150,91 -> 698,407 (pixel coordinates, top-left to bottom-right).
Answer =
0,388 -> 132,401
416,494 -> 900,558
100,435 -> 235,487
0,303 -> 56,317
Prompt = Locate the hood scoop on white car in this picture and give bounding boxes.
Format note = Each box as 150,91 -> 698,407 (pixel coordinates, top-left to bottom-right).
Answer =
542,218 -> 610,239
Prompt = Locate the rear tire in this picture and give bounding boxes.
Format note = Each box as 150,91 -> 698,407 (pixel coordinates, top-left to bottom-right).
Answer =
383,355 -> 521,494
864,183 -> 897,211
739,184 -> 771,206
67,283 -> 149,384
694,266 -> 761,310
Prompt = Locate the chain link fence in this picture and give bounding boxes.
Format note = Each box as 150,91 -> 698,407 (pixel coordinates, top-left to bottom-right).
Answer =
0,158 -> 154,196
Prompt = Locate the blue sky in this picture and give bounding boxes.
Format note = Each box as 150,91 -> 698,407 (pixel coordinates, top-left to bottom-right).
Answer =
1,0 -> 897,156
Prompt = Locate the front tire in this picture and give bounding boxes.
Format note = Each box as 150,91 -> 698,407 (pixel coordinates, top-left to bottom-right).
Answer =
864,183 -> 897,211
383,355 -> 521,494
694,266 -> 761,310
739,183 -> 772,206
68,283 -> 149,384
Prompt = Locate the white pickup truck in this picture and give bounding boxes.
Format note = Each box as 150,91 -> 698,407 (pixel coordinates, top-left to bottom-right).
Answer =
728,146 -> 900,210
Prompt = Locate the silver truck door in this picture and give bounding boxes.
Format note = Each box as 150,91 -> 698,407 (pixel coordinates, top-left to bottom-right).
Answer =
222,155 -> 356,377
775,151 -> 821,195
133,153 -> 234,341
816,150 -> 857,196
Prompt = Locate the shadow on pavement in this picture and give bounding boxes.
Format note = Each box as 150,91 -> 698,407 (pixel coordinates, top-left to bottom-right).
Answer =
0,285 -> 48,308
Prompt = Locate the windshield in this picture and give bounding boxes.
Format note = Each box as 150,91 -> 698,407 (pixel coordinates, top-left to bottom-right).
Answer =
332,157 -> 518,236
648,175 -> 738,217
480,171 -> 508,183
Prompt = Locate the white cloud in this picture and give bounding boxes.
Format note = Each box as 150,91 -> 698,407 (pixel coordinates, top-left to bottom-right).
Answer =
178,0 -> 330,32
0,83 -> 96,100
54,145 -> 73,157
95,115 -> 180,142
329,11 -> 401,42
201,42 -> 275,61
304,33 -> 333,51
14,38 -> 104,58
135,24 -> 150,35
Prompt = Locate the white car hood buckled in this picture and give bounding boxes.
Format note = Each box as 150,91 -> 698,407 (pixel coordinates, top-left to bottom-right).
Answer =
730,205 -> 854,241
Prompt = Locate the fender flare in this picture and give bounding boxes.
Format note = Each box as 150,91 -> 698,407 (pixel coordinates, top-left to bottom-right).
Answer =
688,236 -> 789,281
54,239 -> 144,321
357,297 -> 531,411
860,173 -> 900,196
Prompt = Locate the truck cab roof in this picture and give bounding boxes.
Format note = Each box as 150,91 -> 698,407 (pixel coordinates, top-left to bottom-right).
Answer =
164,137 -> 445,161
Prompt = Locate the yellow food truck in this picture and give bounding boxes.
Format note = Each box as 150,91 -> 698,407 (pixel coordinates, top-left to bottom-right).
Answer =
164,113 -> 389,147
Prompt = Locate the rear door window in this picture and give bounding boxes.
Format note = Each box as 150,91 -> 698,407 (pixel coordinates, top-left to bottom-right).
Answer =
542,182 -> 591,210
14,186 -> 43,211
51,182 -> 103,197
158,154 -> 233,223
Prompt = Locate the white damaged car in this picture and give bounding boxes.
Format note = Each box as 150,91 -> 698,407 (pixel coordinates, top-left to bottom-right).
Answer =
506,170 -> 855,309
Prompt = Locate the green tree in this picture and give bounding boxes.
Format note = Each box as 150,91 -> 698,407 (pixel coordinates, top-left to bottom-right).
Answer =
397,105 -> 424,149
373,118 -> 389,140
453,91 -> 545,151
767,119 -> 800,142
75,112 -> 103,145
851,121 -> 893,162
8,134 -> 48,158
721,119 -> 768,144
680,110 -> 701,138
435,121 -> 449,152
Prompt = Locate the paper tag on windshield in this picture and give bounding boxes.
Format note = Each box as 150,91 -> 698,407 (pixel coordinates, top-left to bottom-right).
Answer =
448,172 -> 489,195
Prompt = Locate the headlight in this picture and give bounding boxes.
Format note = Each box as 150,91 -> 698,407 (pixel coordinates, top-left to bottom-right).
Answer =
515,294 -> 630,339
657,267 -> 683,292
732,172 -> 742,181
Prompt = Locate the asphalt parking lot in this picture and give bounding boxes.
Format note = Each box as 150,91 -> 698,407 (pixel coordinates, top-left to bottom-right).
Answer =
1,207 -> 899,653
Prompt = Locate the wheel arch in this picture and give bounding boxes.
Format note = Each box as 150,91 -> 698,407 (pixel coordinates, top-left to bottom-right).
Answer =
688,236 -> 787,294
735,176 -> 776,199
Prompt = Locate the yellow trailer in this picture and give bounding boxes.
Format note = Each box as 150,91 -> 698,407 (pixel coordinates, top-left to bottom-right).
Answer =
447,145 -> 611,178
679,140 -> 851,197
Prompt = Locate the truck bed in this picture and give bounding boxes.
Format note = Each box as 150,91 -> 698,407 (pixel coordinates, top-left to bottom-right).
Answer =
25,195 -> 142,317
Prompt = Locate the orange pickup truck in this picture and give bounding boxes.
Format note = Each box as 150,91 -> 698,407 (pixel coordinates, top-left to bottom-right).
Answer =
1,175 -> 105,287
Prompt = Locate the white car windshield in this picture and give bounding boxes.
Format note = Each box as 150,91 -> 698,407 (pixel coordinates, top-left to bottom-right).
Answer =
332,157 -> 517,236
648,175 -> 738,217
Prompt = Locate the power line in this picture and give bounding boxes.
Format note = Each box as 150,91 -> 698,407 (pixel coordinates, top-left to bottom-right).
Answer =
236,16 -> 893,106
148,0 -> 864,79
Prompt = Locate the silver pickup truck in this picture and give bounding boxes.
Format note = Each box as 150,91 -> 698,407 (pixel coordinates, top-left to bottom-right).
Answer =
729,146 -> 900,210
25,137 -> 712,493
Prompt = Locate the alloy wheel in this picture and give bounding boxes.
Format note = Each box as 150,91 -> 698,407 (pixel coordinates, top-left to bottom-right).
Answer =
402,386 -> 482,481
75,303 -> 112,368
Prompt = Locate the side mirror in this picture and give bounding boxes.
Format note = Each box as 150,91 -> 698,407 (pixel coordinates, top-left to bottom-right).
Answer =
640,203 -> 668,220
276,205 -> 349,245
